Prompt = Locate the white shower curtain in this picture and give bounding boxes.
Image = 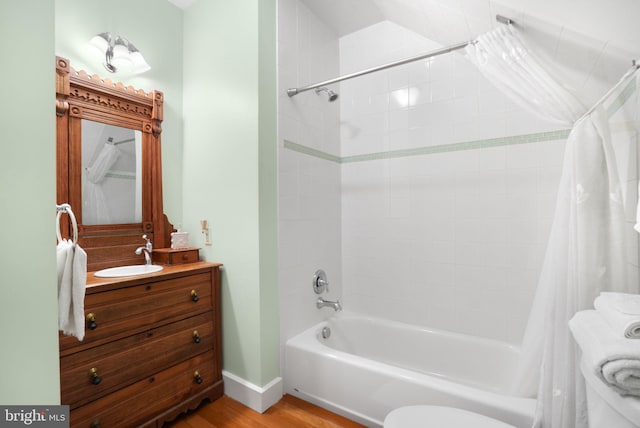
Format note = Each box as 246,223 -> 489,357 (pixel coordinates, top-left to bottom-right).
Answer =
526,99 -> 638,428
465,25 -> 585,126
134,130 -> 143,223
84,142 -> 120,224
467,25 -> 640,428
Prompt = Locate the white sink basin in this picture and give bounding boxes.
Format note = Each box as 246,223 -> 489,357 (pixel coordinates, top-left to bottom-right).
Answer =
94,264 -> 163,278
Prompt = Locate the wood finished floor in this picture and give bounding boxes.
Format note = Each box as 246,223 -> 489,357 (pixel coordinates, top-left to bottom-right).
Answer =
166,395 -> 366,428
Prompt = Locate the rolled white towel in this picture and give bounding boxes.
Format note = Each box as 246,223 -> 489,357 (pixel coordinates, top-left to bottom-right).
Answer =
634,180 -> 640,233
569,310 -> 640,397
594,292 -> 640,339
601,359 -> 640,394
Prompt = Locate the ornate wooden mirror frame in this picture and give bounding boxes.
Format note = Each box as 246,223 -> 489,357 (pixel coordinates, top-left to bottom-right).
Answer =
56,56 -> 173,271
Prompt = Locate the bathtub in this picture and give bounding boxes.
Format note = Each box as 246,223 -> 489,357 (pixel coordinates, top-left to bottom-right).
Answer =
284,312 -> 536,427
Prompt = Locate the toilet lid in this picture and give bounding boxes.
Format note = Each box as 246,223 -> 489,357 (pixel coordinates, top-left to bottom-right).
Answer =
384,406 -> 516,428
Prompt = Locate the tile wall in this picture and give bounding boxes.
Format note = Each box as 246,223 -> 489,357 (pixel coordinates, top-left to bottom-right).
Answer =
339,21 -> 569,344
278,1 -> 639,347
607,78 -> 640,285
277,0 -> 343,355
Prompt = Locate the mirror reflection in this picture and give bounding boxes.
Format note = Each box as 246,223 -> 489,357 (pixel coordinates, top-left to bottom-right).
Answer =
81,120 -> 142,225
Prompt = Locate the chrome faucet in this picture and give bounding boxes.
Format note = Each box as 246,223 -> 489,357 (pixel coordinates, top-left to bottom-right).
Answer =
135,234 -> 153,265
317,297 -> 342,311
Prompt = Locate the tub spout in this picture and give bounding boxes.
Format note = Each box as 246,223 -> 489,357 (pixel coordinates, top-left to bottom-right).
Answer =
317,297 -> 342,311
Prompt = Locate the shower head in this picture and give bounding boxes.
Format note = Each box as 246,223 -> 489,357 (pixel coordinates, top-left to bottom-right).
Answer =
496,14 -> 514,25
315,87 -> 339,102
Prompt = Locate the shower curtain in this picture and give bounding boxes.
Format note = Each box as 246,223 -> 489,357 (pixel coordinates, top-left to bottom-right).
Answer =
84,142 -> 121,224
134,130 -> 143,223
465,25 -> 584,125
467,25 -> 640,428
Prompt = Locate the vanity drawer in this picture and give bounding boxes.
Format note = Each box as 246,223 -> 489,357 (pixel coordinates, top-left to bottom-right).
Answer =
70,350 -> 219,428
60,272 -> 213,353
61,311 -> 215,409
153,247 -> 201,265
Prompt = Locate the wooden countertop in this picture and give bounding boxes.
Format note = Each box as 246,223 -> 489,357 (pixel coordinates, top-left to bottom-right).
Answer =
86,261 -> 223,292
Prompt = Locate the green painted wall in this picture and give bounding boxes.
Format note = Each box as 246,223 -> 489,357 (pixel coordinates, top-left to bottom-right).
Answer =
182,0 -> 279,387
54,0 -> 184,227
257,0 -> 280,386
0,0 -> 59,404
0,0 -> 278,405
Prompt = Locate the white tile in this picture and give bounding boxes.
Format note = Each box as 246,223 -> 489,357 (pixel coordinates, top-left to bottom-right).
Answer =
406,59 -> 430,84
390,88 -> 410,110
429,53 -> 455,82
409,82 -> 431,107
431,78 -> 456,102
504,194 -> 539,221
430,121 -> 455,146
452,119 -> 478,142
505,168 -> 538,196
408,103 -> 431,129
387,66 -> 409,91
478,146 -> 507,171
389,108 -> 409,131
408,126 -> 430,148
277,9 -> 585,343
506,143 -> 542,169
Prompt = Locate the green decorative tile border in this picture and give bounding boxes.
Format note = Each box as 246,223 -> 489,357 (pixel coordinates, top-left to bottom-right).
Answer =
283,140 -> 341,163
606,76 -> 637,118
283,129 -> 571,164
283,70 -> 638,164
105,172 -> 136,180
341,130 -> 571,163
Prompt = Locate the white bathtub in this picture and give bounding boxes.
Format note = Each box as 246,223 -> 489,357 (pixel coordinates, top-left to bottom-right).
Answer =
284,312 -> 536,427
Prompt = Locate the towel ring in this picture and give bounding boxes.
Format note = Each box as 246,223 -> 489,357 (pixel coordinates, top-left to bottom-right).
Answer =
56,203 -> 78,244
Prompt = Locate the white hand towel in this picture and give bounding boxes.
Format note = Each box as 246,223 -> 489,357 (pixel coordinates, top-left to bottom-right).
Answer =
594,292 -> 640,339
64,244 -> 87,340
57,240 -> 87,341
57,239 -> 74,330
569,310 -> 640,397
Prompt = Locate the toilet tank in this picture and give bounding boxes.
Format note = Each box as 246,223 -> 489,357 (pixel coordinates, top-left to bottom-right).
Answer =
580,361 -> 640,428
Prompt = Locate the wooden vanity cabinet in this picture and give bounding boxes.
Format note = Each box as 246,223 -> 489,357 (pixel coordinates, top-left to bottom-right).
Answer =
59,262 -> 223,428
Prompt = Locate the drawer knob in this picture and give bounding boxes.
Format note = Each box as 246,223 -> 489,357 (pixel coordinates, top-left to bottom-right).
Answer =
89,367 -> 102,385
90,420 -> 101,428
192,330 -> 201,344
86,313 -> 97,330
190,289 -> 199,302
193,370 -> 203,384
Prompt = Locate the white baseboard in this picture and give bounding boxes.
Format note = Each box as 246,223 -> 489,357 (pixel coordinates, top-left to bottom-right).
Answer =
222,370 -> 283,413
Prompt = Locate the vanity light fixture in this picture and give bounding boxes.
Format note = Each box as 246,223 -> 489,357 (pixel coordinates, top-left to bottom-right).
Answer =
89,32 -> 151,74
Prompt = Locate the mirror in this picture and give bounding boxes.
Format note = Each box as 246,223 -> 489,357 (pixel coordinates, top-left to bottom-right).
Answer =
81,120 -> 142,225
56,56 -> 173,271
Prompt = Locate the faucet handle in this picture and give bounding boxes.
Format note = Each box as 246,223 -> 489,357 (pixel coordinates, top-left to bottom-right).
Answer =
142,234 -> 152,250
313,269 -> 329,294
317,278 -> 329,291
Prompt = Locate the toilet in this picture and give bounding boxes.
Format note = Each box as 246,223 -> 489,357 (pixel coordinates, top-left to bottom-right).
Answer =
579,360 -> 640,428
384,355 -> 640,428
383,405 -> 516,428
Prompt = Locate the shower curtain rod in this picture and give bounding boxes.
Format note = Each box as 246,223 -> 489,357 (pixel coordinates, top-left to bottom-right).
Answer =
109,137 -> 135,145
286,15 -> 517,98
286,40 -> 472,98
